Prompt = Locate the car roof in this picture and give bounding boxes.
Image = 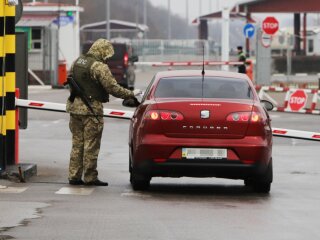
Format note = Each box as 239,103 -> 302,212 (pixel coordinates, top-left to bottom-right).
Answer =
154,70 -> 250,81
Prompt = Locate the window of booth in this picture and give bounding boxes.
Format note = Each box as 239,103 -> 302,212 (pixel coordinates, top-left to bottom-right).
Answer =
31,28 -> 43,51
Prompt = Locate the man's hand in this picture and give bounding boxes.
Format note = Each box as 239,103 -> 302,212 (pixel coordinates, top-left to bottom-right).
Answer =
122,97 -> 140,108
133,89 -> 142,96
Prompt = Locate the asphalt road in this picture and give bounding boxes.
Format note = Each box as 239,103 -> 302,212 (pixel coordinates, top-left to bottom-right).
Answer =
0,70 -> 320,240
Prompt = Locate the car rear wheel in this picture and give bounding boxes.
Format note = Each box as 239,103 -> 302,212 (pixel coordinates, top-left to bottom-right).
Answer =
129,154 -> 150,191
130,170 -> 151,191
252,159 -> 273,193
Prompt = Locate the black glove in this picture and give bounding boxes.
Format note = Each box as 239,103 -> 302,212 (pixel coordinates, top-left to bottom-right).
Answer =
122,97 -> 140,108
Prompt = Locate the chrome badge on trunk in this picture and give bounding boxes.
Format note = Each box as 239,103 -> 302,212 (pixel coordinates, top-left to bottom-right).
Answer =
200,110 -> 210,119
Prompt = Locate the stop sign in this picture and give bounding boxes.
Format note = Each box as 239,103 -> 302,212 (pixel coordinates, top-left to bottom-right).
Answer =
262,17 -> 279,35
288,90 -> 308,111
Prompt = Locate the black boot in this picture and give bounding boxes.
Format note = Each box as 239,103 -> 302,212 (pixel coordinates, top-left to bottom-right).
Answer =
84,179 -> 108,186
69,179 -> 84,185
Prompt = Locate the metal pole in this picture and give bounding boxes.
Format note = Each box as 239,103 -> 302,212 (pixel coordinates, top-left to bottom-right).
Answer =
106,0 -> 110,39
143,0 -> 147,38
287,34 -> 292,78
75,0 -> 80,57
0,0 -> 7,171
168,0 -> 171,39
303,13 -> 307,55
221,5 -> 230,71
143,0 -> 147,26
135,0 -> 139,38
186,0 -> 189,39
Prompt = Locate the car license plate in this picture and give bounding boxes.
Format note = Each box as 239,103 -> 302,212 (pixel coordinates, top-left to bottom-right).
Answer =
182,148 -> 227,159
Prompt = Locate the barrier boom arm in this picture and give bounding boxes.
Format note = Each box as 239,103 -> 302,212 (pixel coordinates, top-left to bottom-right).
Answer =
15,98 -> 134,120
272,128 -> 320,142
16,98 -> 320,141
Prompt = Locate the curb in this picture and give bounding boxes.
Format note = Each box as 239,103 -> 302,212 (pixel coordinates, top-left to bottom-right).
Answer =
0,163 -> 37,182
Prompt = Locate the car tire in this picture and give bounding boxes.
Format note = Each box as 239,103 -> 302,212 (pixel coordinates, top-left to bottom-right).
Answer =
130,170 -> 150,191
252,159 -> 273,193
129,154 -> 150,191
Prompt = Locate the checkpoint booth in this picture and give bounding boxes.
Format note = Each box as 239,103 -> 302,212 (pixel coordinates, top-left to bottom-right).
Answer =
15,2 -> 83,86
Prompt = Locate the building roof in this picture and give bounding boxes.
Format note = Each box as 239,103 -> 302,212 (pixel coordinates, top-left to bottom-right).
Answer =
81,20 -> 149,33
192,10 -> 256,24
23,2 -> 84,12
16,14 -> 57,27
238,0 -> 320,13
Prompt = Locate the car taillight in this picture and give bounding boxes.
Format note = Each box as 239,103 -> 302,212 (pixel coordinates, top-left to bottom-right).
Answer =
226,112 -> 262,123
145,110 -> 184,121
123,53 -> 129,67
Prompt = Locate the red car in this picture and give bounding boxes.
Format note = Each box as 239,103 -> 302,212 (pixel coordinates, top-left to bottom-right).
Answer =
128,70 -> 273,193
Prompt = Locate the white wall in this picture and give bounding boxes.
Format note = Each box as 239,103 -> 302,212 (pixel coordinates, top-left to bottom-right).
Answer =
306,34 -> 320,56
58,20 -> 78,70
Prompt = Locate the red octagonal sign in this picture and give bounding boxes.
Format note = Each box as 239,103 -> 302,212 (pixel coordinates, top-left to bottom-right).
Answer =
262,17 -> 279,35
289,90 -> 308,111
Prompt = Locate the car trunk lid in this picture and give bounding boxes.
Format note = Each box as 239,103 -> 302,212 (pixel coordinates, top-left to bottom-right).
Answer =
154,99 -> 253,139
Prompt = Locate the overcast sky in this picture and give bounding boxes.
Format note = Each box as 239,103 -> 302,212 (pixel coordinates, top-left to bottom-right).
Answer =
149,0 -> 239,23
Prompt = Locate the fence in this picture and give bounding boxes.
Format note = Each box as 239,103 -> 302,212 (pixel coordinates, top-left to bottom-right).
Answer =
130,39 -> 220,62
80,34 -> 221,62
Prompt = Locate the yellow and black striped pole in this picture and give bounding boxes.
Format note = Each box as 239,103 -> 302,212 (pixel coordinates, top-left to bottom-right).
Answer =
0,0 -> 6,171
0,0 -> 16,171
4,1 -> 15,166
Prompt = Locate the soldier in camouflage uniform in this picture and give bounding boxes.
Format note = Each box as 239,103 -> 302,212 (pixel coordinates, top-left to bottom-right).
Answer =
66,39 -> 139,186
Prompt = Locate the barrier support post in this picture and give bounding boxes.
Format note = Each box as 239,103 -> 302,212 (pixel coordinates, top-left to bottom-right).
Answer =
4,1 -> 16,166
15,88 -> 19,164
0,0 -> 6,172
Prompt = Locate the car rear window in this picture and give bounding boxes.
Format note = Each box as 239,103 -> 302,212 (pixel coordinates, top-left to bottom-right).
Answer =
154,77 -> 254,99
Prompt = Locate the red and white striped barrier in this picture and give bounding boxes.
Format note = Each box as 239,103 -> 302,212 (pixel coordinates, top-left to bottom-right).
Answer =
272,128 -> 320,142
135,61 -> 245,67
15,98 -> 134,120
258,86 -> 320,115
15,98 -> 320,141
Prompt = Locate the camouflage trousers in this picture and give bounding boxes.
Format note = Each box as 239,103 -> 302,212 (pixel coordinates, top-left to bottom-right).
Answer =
68,114 -> 104,183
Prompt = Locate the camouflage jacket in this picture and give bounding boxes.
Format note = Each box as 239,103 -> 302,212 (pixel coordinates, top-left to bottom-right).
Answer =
66,39 -> 134,116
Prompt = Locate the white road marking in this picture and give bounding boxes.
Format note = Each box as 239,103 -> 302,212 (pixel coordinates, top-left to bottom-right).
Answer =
0,186 -> 28,193
121,189 -> 152,198
55,187 -> 95,195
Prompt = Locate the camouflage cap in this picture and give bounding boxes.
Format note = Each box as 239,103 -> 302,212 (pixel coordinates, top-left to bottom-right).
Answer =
87,39 -> 115,61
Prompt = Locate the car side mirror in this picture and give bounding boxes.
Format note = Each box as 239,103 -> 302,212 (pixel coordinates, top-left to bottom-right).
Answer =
261,100 -> 274,111
130,55 -> 139,62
